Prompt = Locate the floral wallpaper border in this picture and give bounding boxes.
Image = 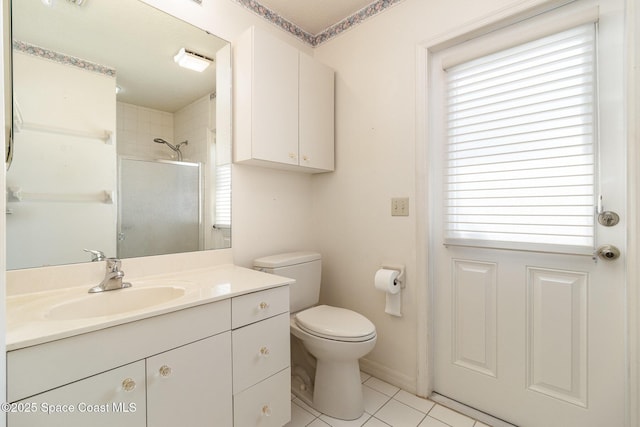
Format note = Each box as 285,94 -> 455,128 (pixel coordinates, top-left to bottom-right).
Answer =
13,40 -> 116,77
232,0 -> 406,47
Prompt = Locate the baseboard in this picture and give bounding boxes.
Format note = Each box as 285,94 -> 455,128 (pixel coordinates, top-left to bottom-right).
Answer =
359,357 -> 417,395
430,393 -> 518,427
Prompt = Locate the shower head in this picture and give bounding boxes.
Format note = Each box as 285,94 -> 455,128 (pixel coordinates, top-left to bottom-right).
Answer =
152,137 -> 187,161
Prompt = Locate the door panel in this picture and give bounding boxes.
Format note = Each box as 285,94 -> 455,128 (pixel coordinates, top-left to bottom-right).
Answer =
434,247 -> 625,426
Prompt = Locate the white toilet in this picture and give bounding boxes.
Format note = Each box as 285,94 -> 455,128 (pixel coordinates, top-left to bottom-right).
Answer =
253,251 -> 377,421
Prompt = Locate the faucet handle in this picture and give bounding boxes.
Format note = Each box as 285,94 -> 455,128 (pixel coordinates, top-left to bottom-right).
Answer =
106,257 -> 122,272
84,249 -> 106,262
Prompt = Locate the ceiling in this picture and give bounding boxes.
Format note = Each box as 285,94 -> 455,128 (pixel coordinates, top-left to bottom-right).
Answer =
13,0 -> 227,113
255,0 -> 376,35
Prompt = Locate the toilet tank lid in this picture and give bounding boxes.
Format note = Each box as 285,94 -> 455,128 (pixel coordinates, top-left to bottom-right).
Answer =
253,251 -> 321,268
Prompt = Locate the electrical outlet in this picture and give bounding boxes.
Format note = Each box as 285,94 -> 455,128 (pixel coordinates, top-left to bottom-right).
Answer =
391,197 -> 409,216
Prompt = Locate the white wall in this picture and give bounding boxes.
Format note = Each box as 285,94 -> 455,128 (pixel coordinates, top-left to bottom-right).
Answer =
311,0 -> 542,392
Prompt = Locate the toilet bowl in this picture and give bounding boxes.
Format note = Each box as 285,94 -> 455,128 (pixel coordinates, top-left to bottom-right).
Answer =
253,252 -> 377,421
291,305 -> 376,420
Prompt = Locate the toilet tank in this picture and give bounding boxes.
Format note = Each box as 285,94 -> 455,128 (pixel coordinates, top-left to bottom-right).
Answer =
253,251 -> 321,313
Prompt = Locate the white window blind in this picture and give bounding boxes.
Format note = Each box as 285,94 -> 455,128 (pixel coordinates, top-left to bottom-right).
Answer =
444,24 -> 597,253
214,163 -> 231,228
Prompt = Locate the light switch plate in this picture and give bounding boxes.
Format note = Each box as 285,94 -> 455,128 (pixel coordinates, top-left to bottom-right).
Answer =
391,197 -> 409,216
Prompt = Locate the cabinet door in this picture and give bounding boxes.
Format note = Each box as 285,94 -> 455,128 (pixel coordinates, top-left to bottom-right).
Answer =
8,361 -> 145,427
252,28 -> 299,166
299,52 -> 335,171
146,332 -> 232,427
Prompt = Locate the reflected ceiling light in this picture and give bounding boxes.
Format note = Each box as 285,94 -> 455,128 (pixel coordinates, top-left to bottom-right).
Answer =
41,0 -> 54,6
173,48 -> 212,72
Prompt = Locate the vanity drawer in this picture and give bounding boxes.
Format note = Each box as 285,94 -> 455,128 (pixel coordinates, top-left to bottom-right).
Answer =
233,367 -> 291,427
232,286 -> 289,328
232,312 -> 290,394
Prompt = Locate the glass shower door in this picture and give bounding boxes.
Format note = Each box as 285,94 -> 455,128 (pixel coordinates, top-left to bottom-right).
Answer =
118,158 -> 201,258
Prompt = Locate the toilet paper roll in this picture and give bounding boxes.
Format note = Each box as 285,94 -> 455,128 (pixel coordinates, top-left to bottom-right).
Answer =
374,269 -> 402,317
374,269 -> 400,294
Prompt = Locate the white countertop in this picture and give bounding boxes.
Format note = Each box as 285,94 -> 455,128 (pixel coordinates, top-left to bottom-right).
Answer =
6,264 -> 293,351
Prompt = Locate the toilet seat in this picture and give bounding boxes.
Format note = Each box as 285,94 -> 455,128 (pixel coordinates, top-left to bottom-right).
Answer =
295,305 -> 376,342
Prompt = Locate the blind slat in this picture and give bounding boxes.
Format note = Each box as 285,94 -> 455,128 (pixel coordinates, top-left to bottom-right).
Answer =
214,163 -> 231,228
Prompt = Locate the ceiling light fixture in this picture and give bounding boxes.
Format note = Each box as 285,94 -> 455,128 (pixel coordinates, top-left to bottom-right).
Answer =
173,48 -> 213,72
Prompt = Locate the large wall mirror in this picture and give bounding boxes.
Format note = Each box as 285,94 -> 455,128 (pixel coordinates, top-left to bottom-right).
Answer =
7,0 -> 232,270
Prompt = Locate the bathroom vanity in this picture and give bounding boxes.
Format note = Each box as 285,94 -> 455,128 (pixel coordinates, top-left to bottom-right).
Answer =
5,264 -> 292,427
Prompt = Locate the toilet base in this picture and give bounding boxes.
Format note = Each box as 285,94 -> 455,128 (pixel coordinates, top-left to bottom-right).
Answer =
312,358 -> 364,420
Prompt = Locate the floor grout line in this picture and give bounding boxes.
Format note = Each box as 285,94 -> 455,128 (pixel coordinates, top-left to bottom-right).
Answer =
289,373 -> 489,427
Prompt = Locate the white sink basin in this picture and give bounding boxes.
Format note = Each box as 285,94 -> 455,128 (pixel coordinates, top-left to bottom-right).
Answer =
44,286 -> 186,320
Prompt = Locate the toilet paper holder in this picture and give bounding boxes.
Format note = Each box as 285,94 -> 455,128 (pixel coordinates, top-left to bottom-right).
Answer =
381,264 -> 405,288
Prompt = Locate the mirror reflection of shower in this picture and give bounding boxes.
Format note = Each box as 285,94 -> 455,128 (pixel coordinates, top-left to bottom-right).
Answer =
153,138 -> 188,161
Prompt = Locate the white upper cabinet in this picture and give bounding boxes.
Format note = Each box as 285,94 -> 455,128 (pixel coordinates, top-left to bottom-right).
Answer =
299,52 -> 335,171
234,26 -> 335,173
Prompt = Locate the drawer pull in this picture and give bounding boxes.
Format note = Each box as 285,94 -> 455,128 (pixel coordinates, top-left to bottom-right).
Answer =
159,365 -> 172,377
259,346 -> 271,357
261,404 -> 272,417
258,301 -> 270,310
122,378 -> 136,392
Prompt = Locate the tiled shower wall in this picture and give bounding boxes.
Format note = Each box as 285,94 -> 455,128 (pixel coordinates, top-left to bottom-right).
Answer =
116,95 -> 211,163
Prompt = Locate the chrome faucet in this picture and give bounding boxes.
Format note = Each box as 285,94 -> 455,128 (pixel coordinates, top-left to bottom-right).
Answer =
89,258 -> 132,293
84,248 -> 106,262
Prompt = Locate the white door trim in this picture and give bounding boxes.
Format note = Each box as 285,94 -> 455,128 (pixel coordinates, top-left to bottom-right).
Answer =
413,0 -> 638,423
625,0 -> 640,425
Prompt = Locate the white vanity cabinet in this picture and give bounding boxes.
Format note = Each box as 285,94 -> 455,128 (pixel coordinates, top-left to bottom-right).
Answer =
7,284 -> 291,427
234,26 -> 335,173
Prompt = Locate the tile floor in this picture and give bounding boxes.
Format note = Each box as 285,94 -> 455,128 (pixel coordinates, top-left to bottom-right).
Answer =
285,372 -> 490,427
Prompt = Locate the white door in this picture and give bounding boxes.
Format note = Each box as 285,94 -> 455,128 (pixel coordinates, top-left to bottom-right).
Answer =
430,1 -> 626,426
